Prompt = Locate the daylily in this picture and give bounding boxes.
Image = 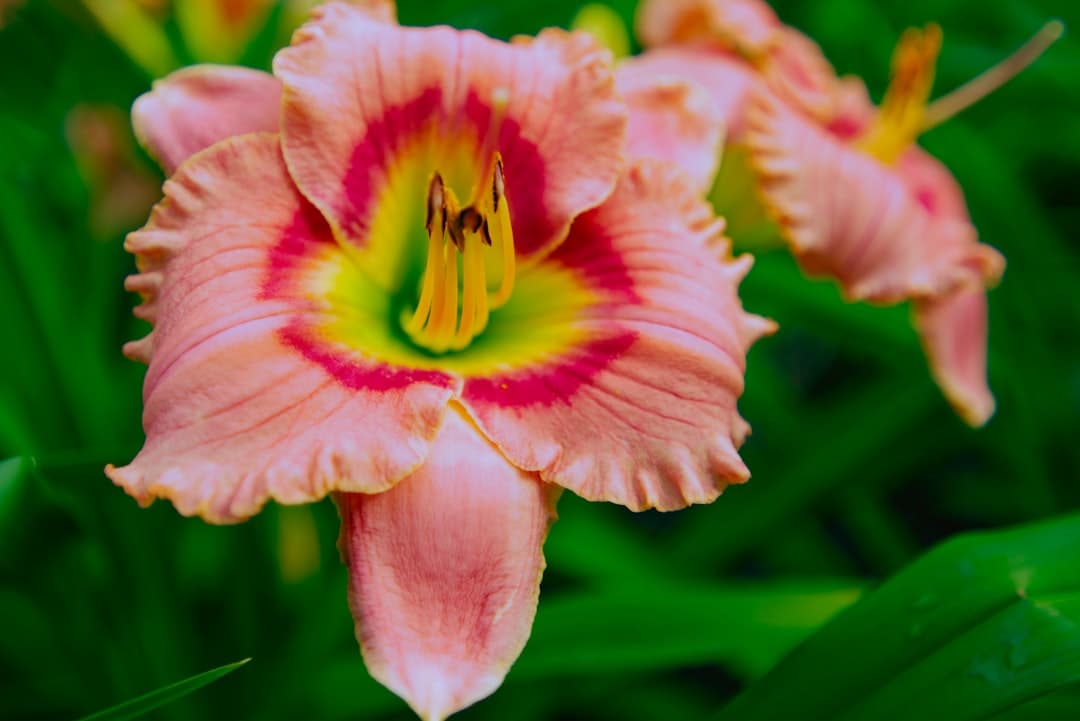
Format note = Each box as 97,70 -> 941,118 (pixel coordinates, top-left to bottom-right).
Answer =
744,21 -> 1059,427
629,0 -> 841,141
105,1 -> 772,719
627,0 -> 1060,427
620,0 -> 846,245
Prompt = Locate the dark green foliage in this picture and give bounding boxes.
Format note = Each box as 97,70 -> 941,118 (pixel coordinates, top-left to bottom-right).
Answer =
0,0 -> 1077,719
77,659 -> 250,721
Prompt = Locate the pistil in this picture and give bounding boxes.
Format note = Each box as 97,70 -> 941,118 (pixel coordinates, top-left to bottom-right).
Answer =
920,20 -> 1063,133
856,20 -> 1063,165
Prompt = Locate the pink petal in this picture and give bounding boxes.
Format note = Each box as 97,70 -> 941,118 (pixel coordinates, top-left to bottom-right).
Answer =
760,27 -> 838,121
825,75 -> 876,140
619,47 -> 759,140
617,64 -> 726,194
107,133 -> 455,523
636,0 -> 779,55
914,289 -> 996,427
132,64 -> 282,175
635,1 -> 843,125
746,90 -> 1004,304
459,161 -> 775,511
895,144 -> 972,221
273,2 -> 625,260
338,409 -> 558,721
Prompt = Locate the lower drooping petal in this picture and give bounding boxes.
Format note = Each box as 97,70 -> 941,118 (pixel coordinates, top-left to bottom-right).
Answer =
459,161 -> 775,511
107,133 -> 456,523
617,66 -> 726,194
132,65 -> 282,174
914,289 -> 996,426
746,90 -> 1003,304
337,409 -> 558,721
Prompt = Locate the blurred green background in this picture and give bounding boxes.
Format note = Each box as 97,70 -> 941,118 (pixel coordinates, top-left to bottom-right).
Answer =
1,0 -> 1078,719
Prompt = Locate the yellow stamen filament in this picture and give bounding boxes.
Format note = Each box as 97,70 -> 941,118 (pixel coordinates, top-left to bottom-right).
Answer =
452,230 -> 488,349
405,174 -> 447,335
405,151 -> 516,353
921,20 -> 1064,133
490,174 -> 516,307
431,241 -> 459,351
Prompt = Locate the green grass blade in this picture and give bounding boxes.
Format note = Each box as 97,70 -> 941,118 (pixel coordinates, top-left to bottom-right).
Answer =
718,512 -> 1080,721
76,658 -> 251,721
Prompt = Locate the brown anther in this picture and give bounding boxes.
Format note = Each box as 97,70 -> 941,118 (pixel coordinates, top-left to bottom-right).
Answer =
459,206 -> 484,234
447,222 -> 466,252
426,173 -> 445,235
492,157 -> 505,213
480,217 -> 493,246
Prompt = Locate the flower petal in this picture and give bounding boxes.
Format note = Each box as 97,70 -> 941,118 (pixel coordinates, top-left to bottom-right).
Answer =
761,26 -> 838,120
338,409 -> 558,721
636,0 -> 779,56
915,289 -> 996,427
617,62 -> 726,194
825,75 -> 876,139
459,161 -> 774,511
107,133 -> 456,523
273,2 -> 625,260
746,90 -> 1004,303
132,65 -> 282,175
894,144 -> 972,221
619,47 -> 758,139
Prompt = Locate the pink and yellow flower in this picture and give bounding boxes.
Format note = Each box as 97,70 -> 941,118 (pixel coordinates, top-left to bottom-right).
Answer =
628,0 -> 841,143
619,0 -> 850,248
744,22 -> 1059,427
106,1 -> 771,718
628,0 -> 1059,427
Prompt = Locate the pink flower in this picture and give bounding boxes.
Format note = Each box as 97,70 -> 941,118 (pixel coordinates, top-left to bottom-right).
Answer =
627,0 -> 840,143
106,2 -> 772,718
746,22 -> 1059,426
629,0 -> 1060,427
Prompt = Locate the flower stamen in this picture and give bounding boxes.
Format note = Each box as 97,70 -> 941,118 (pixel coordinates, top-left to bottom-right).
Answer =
857,20 -> 1062,165
489,157 -> 516,307
405,154 -> 516,354
856,24 -> 942,164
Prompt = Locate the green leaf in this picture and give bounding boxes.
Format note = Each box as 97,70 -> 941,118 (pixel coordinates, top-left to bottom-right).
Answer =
718,512 -> 1080,721
0,457 -> 29,520
515,582 -> 863,681
76,658 -> 251,721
